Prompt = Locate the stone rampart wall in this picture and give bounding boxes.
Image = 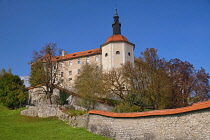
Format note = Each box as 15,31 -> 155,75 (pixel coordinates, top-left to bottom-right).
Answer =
88,100 -> 210,140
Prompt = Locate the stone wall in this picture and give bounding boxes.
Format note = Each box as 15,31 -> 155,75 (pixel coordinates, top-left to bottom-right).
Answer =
88,101 -> 210,140
21,105 -> 88,127
28,86 -> 114,112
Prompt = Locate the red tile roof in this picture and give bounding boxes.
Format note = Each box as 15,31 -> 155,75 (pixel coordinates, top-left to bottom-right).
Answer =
88,100 -> 210,117
42,48 -> 101,62
60,48 -> 101,61
106,35 -> 129,43
100,35 -> 135,47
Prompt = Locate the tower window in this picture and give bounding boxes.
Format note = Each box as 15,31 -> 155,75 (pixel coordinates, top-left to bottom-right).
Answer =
116,51 -> 120,54
78,59 -> 80,64
105,53 -> 108,57
128,52 -> 131,56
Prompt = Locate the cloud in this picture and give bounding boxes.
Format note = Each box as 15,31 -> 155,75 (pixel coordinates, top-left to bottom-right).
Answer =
20,76 -> 30,87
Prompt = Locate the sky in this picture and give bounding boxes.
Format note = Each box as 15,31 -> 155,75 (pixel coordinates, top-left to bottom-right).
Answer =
0,0 -> 210,78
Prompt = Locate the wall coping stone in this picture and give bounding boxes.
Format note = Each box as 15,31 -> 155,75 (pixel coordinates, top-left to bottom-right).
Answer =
88,100 -> 210,117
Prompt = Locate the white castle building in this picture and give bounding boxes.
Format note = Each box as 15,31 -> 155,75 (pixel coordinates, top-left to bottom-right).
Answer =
57,9 -> 135,86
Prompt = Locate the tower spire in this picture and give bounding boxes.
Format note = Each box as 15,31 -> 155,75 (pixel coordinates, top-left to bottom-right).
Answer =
112,8 -> 121,35
114,8 -> 118,16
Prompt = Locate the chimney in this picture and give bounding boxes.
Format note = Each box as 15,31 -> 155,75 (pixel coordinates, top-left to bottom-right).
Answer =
62,50 -> 66,56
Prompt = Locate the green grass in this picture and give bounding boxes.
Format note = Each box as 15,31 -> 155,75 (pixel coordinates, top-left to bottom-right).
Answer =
0,106 -> 111,140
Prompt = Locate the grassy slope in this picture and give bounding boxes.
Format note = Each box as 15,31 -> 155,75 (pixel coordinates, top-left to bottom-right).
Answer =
0,106 -> 111,140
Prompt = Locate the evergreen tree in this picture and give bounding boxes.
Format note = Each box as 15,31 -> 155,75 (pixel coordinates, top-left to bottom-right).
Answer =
0,72 -> 27,109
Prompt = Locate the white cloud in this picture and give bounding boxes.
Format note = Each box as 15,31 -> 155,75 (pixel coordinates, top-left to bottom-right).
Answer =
20,76 -> 30,87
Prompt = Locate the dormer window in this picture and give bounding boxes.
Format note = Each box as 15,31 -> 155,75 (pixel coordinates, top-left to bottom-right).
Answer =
116,51 -> 120,54
105,53 -> 108,57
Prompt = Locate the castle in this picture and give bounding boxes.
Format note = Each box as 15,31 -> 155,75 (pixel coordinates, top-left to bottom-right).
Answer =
57,9 -> 135,87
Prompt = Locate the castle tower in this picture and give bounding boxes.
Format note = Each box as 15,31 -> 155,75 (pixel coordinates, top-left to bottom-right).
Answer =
101,9 -> 135,70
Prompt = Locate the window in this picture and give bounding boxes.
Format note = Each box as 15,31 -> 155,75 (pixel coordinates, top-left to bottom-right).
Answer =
61,62 -> 64,67
116,51 -> 120,54
54,66 -> 56,69
78,69 -> 81,74
69,60 -> 72,66
87,57 -> 89,63
128,52 -> 131,56
95,56 -> 99,61
69,70 -> 72,75
105,53 -> 108,57
69,78 -> 72,81
78,59 -> 80,64
61,72 -> 64,77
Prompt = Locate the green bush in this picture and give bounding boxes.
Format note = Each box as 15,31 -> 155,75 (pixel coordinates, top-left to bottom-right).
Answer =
113,102 -> 143,113
59,90 -> 70,105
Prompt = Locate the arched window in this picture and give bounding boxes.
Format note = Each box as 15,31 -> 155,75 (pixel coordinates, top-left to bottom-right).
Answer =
128,52 -> 131,56
116,51 -> 120,54
105,53 -> 108,57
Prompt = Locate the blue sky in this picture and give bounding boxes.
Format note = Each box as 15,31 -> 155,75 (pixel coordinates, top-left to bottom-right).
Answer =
0,0 -> 210,77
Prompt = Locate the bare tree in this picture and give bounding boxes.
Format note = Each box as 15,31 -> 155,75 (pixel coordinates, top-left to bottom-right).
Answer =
29,43 -> 65,104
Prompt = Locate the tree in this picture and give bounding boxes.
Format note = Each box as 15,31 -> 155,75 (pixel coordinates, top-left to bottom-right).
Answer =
167,58 -> 210,108
74,63 -> 108,110
29,43 -> 65,104
122,48 -> 172,110
0,72 -> 27,109
104,68 -> 128,100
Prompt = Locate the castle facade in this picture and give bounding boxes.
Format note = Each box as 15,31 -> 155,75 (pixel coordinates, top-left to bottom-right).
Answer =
58,9 -> 135,87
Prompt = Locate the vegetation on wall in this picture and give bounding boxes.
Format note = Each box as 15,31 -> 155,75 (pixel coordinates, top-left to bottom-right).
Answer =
59,90 -> 70,105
